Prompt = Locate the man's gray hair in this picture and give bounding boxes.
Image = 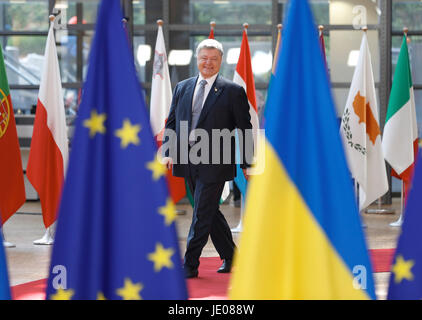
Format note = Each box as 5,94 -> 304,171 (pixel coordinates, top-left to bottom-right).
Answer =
196,39 -> 224,57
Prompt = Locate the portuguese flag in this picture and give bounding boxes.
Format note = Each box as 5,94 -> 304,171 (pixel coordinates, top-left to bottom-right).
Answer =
0,44 -> 26,225
382,36 -> 418,198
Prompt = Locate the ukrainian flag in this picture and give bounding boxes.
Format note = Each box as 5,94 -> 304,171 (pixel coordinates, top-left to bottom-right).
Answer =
230,0 -> 375,300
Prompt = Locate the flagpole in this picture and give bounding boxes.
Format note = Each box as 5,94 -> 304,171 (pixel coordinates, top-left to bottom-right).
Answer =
154,19 -> 186,216
389,27 -> 410,228
210,21 -> 215,33
32,14 -> 59,246
231,22 -> 250,234
2,228 -> 15,248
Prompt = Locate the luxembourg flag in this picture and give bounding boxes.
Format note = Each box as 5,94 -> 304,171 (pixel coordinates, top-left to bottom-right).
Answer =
27,17 -> 69,229
233,26 -> 259,195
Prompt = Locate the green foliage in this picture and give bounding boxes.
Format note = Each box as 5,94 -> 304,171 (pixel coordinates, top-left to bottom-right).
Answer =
6,3 -> 48,31
191,2 -> 272,25
393,2 -> 422,31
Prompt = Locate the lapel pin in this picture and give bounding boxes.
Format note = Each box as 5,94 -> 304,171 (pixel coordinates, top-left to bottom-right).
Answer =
215,87 -> 218,92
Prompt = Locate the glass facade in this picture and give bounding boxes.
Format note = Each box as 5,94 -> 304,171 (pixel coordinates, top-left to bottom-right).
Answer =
6,0 -> 422,198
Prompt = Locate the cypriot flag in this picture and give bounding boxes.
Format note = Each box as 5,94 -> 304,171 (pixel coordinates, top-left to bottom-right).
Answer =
340,32 -> 388,210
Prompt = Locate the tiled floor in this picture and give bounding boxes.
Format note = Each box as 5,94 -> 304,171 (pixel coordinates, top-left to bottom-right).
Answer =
3,197 -> 402,300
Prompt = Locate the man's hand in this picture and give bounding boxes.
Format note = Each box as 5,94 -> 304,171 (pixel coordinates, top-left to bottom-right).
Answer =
162,157 -> 173,170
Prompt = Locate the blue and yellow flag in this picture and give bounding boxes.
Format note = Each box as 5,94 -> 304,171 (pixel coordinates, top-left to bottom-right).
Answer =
0,231 -> 10,300
388,150 -> 422,299
230,0 -> 375,300
46,0 -> 187,300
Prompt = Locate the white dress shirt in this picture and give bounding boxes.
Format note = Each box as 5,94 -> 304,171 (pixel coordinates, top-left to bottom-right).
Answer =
192,73 -> 218,112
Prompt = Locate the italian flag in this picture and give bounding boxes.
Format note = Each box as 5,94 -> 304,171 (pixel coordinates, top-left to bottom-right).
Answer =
382,36 -> 418,196
0,44 -> 26,224
27,21 -> 69,228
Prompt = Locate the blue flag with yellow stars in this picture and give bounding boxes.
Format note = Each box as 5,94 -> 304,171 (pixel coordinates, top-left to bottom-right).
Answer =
46,0 -> 187,300
388,150 -> 422,300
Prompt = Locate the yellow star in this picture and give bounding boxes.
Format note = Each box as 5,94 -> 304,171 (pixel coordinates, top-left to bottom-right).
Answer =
147,154 -> 167,181
158,198 -> 177,226
392,255 -> 415,284
148,243 -> 175,272
49,288 -> 75,300
83,110 -> 106,137
115,119 -> 141,148
97,292 -> 107,300
116,278 -> 143,300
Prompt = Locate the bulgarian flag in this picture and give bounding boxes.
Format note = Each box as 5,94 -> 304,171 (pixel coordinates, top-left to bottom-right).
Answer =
0,45 -> 26,225
27,19 -> 69,228
382,36 -> 418,198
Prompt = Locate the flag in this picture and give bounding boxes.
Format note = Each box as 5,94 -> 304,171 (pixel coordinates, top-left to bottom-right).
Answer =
230,0 -> 375,299
150,22 -> 185,203
209,22 -> 215,39
340,33 -> 388,210
233,28 -> 259,195
0,232 -> 10,299
319,26 -> 327,68
382,36 -> 418,198
388,150 -> 422,299
0,44 -> 25,225
46,0 -> 187,300
26,19 -> 69,228
271,24 -> 282,77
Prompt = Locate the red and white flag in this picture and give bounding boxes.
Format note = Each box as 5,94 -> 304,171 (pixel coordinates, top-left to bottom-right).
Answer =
233,28 -> 259,160
150,23 -> 185,203
27,21 -> 69,228
150,24 -> 172,140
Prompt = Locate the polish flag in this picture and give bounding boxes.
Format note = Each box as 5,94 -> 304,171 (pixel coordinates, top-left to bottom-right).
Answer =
27,20 -> 69,228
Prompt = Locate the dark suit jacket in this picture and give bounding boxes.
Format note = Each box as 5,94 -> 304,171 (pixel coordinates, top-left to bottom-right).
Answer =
164,74 -> 253,183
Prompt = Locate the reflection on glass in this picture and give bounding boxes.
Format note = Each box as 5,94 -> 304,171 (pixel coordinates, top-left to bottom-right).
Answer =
54,0 -> 99,24
0,1 -> 48,31
168,50 -> 193,66
133,0 -> 146,25
56,32 -> 77,83
134,36 -> 146,82
10,89 -> 38,114
1,36 -> 46,85
136,44 -> 151,66
393,1 -> 422,31
190,0 -> 271,25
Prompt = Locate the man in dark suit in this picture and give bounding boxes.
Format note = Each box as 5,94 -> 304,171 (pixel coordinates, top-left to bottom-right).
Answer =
163,39 -> 253,278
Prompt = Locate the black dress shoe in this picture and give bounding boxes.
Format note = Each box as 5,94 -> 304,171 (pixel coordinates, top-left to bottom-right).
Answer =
217,259 -> 232,273
184,267 -> 198,279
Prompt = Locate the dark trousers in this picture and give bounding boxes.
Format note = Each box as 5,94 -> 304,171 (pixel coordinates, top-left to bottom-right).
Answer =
184,164 -> 236,270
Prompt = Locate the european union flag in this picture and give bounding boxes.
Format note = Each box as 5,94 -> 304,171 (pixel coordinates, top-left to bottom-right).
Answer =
388,150 -> 422,300
0,232 -> 10,300
46,0 -> 187,300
